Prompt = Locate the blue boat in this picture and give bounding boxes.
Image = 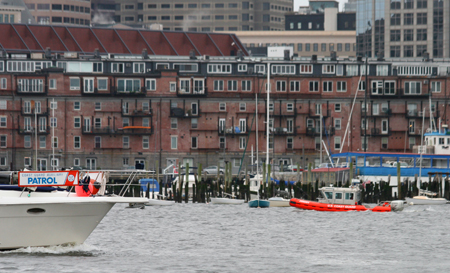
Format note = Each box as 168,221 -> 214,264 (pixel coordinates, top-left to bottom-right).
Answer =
330,127 -> 450,184
248,199 -> 270,208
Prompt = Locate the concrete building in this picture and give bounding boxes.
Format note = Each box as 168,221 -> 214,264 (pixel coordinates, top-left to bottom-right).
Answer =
0,0 -> 35,24
92,0 -> 293,31
231,30 -> 356,58
357,0 -> 449,59
285,8 -> 355,31
0,24 -> 449,172
23,0 -> 91,25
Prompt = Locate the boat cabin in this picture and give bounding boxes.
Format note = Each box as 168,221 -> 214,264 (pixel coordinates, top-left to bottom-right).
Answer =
317,187 -> 361,205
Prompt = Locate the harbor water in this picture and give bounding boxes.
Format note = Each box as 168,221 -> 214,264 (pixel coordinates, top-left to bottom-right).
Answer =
2,203 -> 450,272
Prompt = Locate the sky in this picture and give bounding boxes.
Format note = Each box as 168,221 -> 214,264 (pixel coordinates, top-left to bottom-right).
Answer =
294,0 -> 348,11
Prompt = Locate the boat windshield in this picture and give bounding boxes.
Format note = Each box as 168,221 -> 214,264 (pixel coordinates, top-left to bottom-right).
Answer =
323,191 -> 333,199
345,192 -> 354,200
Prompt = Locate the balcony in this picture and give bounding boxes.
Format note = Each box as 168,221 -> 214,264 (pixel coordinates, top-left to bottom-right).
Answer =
308,109 -> 331,118
399,88 -> 431,99
176,87 -> 207,97
218,125 -> 249,136
16,84 -> 48,96
360,127 -> 391,137
17,125 -> 50,135
122,108 -> 152,117
169,108 -> 201,118
82,126 -> 153,135
306,127 -> 335,137
362,108 -> 392,118
267,127 -> 298,136
112,86 -> 147,97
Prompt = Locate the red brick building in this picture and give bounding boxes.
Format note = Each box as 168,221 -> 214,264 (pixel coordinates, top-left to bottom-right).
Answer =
0,24 -> 448,172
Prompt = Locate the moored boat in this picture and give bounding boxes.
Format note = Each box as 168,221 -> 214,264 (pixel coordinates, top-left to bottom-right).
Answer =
405,189 -> 448,205
0,170 -> 147,250
268,197 -> 290,207
210,197 -> 245,205
248,199 -> 270,208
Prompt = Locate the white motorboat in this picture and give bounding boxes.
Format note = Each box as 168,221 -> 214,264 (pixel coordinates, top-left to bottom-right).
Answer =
405,190 -> 448,205
210,197 -> 245,205
0,170 -> 147,250
268,197 -> 290,207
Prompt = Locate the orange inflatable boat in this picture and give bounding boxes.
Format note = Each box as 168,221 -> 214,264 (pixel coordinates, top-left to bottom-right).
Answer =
289,198 -> 392,212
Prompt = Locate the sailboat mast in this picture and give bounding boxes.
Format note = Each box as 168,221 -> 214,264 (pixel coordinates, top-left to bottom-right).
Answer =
256,86 -> 259,178
266,63 -> 270,174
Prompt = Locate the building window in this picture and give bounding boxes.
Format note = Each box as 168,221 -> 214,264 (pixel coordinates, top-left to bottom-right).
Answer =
239,103 -> 246,112
335,119 -> 341,130
335,103 -> 341,112
70,78 -> 80,90
390,13 -> 400,25
228,80 -> 237,91
323,81 -> 333,92
214,80 -> 224,91
171,136 -> 177,149
290,81 -> 300,92
145,79 -> 156,91
404,45 -> 414,57
405,82 -> 421,94
300,65 -> 312,74
0,135 -> 6,148
122,136 -> 129,149
337,81 -> 347,92
208,64 -> 231,74
404,30 -> 414,42
272,65 -> 295,75
242,80 -> 251,91
309,81 -> 319,92
142,136 -> 149,149
431,82 -> 441,93
117,79 -> 140,92
191,136 -> 198,149
239,137 -> 246,149
276,81 -> 286,92
390,46 -> 400,58
417,13 -> 427,25
404,13 -> 413,25
390,30 -> 400,42
417,29 -> 427,41
171,118 -> 177,129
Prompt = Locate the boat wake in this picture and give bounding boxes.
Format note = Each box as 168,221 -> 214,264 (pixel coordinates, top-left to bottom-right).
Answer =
1,243 -> 99,256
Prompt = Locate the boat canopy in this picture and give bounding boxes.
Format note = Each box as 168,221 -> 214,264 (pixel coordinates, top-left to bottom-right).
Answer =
140,179 -> 159,193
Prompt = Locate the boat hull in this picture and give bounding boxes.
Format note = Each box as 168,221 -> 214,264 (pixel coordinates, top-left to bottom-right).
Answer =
405,197 -> 447,205
289,198 -> 391,212
210,198 -> 245,205
248,200 -> 270,208
145,199 -> 175,206
268,197 -> 290,207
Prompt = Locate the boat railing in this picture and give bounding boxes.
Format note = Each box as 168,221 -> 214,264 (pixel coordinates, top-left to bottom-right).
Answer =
118,170 -> 139,197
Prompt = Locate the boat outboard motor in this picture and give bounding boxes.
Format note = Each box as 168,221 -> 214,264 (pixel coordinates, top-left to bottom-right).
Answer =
390,200 -> 407,212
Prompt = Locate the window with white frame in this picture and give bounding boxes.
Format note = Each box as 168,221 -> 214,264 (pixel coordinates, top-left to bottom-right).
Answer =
156,63 -> 169,70
239,103 -> 246,111
35,101 -> 41,114
0,78 -> 6,89
84,78 -> 94,93
39,117 -> 47,132
219,102 -> 226,111
239,137 -> 246,149
143,118 -> 149,127
207,64 -> 231,74
50,101 -> 57,110
287,103 -> 294,112
269,103 -> 274,112
272,65 -> 295,75
174,63 -> 198,72
371,80 -> 383,95
300,64 -> 312,74
171,118 -> 177,129
171,136 -> 177,149
358,81 -> 366,91
254,64 -> 265,74
214,80 -> 224,91
123,136 -> 130,149
39,136 -> 46,148
93,62 -> 103,73
384,81 -> 395,95
7,61 -> 35,72
276,81 -> 286,92
431,81 -> 441,93
334,136 -> 341,150
0,135 -> 6,148
0,116 -> 6,127
133,63 -> 145,73
98,78 -> 108,90
242,80 -> 251,91
111,63 -> 124,73
145,79 -> 156,91
0,61 -> 3,72
287,119 -> 293,133
24,135 -> 31,148
122,118 -> 129,127
337,81 -> 346,92
376,65 -> 389,76
50,117 -> 57,128
94,117 -> 101,128
228,80 -> 237,91
191,102 -> 198,115
94,136 -> 101,148
346,65 -> 358,76
239,118 -> 246,133
309,81 -> 319,92
191,136 -> 198,149
143,136 -> 149,149
219,137 -> 225,149
70,78 -> 80,90
307,118 -> 314,128
179,79 -> 190,93
335,103 -> 341,112
74,158 -> 80,166
170,82 -> 176,92
49,79 -> 57,89
323,81 -> 333,92
0,100 -> 6,110
290,81 -> 300,92
142,102 -> 149,112
397,66 -> 433,76
335,118 -> 341,130
322,65 -> 335,74
336,64 -> 344,76
287,137 -> 293,149
193,79 -> 204,93
74,101 -> 80,110
117,79 -> 140,92
17,79 -> 43,92
238,64 -> 247,72
24,101 -> 31,113
191,118 -> 198,129
404,81 -> 421,94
